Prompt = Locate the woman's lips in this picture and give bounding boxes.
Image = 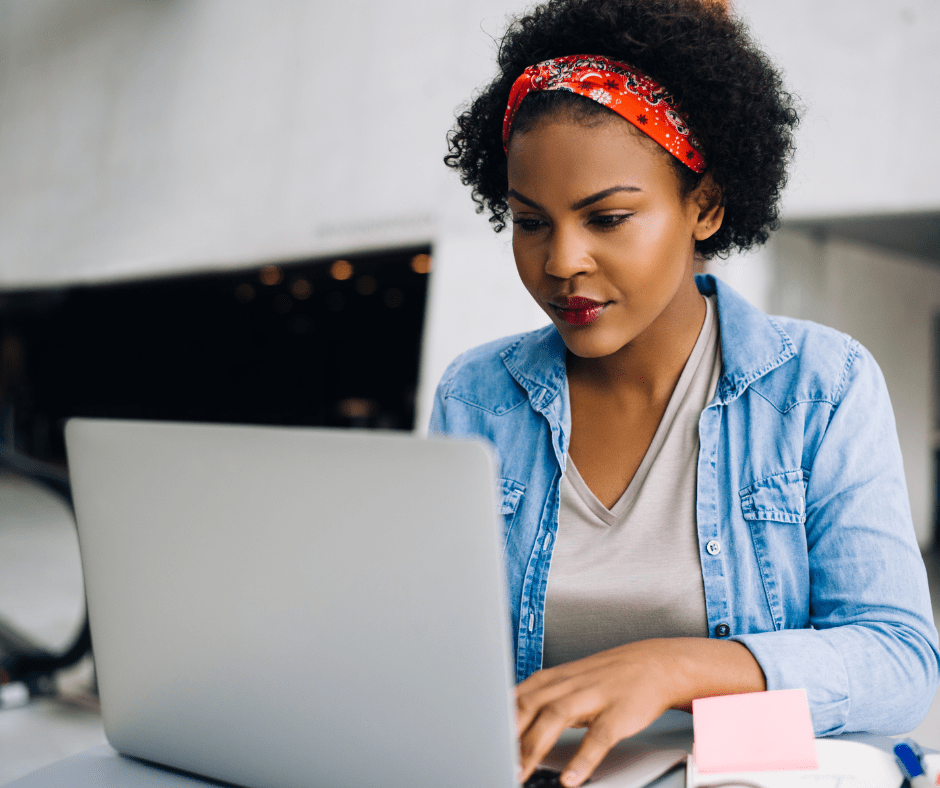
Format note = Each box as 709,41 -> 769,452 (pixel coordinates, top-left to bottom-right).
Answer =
551,296 -> 608,326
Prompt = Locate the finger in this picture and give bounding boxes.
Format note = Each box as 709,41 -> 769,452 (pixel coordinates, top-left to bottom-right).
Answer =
558,720 -> 623,787
515,663 -> 576,696
516,672 -> 586,736
517,692 -> 603,783
516,708 -> 573,784
516,651 -> 626,708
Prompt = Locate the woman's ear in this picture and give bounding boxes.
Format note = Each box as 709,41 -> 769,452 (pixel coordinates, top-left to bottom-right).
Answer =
691,174 -> 725,241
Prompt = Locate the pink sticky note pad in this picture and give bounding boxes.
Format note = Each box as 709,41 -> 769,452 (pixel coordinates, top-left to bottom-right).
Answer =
692,688 -> 818,773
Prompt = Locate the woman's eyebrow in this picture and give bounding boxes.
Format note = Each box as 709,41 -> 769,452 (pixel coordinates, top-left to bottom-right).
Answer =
507,189 -> 544,210
571,185 -> 641,210
507,185 -> 641,212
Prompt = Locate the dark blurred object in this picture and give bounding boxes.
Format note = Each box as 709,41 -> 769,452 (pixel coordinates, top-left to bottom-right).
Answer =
0,391 -> 90,697
523,768 -> 569,787
0,247 -> 430,464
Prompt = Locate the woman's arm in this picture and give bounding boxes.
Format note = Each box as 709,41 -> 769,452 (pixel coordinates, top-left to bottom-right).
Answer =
515,637 -> 765,786
732,342 -> 940,736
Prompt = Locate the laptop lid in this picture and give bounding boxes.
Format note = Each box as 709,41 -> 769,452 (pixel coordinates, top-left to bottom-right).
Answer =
65,418 -> 518,788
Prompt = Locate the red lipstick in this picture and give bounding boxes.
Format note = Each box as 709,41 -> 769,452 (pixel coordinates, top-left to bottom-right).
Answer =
551,296 -> 607,325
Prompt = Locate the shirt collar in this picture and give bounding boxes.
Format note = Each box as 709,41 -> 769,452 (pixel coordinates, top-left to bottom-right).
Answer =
698,274 -> 795,403
499,323 -> 568,414
500,274 -> 795,411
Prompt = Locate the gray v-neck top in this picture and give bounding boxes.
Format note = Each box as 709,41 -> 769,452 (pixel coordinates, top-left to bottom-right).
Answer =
542,295 -> 721,668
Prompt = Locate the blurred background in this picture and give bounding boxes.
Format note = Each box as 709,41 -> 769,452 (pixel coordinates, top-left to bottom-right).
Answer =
0,0 -> 938,782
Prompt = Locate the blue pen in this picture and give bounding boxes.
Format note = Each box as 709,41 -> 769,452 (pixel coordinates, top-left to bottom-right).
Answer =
895,740 -> 930,788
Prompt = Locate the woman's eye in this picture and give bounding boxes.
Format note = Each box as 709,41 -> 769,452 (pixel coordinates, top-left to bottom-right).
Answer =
590,213 -> 631,229
512,218 -> 545,234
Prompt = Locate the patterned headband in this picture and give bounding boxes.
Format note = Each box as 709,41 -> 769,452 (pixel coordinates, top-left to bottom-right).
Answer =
502,55 -> 706,173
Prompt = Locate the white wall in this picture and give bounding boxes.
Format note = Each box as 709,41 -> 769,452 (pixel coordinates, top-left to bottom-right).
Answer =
736,0 -> 940,219
0,0 -> 532,287
705,246 -> 776,314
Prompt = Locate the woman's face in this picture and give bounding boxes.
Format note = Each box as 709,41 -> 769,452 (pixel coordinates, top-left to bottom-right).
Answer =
506,115 -> 720,361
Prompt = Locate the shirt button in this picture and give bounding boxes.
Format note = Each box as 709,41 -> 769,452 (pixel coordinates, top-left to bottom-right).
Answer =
706,540 -> 721,556
715,623 -> 731,638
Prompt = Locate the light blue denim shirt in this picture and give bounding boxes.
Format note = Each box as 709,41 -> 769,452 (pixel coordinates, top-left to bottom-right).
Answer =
429,274 -> 940,737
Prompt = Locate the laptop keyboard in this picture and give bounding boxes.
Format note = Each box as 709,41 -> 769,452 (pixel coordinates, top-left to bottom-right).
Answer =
523,768 -> 569,787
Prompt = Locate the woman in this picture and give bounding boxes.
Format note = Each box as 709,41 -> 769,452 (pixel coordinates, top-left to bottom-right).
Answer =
430,1 -> 940,785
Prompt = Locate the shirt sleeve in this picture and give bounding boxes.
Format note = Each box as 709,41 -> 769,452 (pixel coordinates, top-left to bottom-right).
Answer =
428,386 -> 446,436
732,341 -> 940,736
428,358 -> 458,437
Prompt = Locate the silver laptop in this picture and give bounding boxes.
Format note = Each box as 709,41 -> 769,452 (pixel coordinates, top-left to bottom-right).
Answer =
65,418 -> 518,788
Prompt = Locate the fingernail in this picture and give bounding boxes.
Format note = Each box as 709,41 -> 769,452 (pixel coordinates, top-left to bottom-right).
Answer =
561,770 -> 579,786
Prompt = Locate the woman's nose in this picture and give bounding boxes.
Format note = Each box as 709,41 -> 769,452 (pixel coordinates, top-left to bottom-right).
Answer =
543,228 -> 595,279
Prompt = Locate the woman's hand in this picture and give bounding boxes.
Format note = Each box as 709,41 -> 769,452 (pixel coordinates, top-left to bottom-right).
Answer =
515,638 -> 766,787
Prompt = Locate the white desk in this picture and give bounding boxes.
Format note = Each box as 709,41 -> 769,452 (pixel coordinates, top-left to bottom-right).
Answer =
5,743 -> 687,788
4,719 -> 903,788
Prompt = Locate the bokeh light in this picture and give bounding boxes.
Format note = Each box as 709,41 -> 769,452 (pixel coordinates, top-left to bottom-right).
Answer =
234,284 -> 255,303
259,265 -> 283,286
330,260 -> 353,281
410,254 -> 432,274
383,288 -> 405,308
291,279 -> 312,299
355,275 -> 378,296
336,398 -> 378,419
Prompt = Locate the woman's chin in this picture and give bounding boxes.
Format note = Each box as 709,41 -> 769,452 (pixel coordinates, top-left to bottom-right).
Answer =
556,328 -> 630,361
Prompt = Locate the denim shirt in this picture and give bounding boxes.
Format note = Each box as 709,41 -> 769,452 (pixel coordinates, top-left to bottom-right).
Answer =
429,274 -> 940,737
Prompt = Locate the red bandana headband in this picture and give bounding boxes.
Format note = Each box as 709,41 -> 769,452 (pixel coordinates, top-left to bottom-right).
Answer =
502,55 -> 706,173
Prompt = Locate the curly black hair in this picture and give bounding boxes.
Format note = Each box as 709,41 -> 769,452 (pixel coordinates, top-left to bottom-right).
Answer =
444,0 -> 800,259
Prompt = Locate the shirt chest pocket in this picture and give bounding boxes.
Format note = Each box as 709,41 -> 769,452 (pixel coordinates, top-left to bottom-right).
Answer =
739,470 -> 809,630
498,478 -> 526,546
740,470 -> 806,525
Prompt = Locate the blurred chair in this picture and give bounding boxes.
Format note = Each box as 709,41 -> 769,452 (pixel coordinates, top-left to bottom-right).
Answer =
0,395 -> 92,698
